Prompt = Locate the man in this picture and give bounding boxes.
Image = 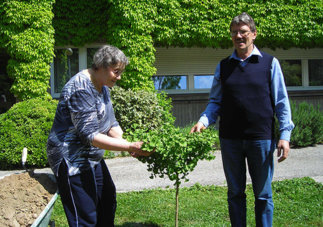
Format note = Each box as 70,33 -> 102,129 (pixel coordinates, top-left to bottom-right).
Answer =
191,12 -> 294,227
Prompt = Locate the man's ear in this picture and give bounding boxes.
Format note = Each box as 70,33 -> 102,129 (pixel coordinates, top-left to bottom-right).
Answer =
252,30 -> 257,42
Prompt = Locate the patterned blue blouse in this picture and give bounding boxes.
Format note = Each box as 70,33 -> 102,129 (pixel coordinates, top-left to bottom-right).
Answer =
47,71 -> 119,176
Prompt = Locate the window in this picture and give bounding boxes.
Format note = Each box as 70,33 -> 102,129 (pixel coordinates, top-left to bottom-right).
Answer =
194,75 -> 213,89
52,48 -> 79,93
87,48 -> 99,68
279,60 -> 302,86
309,59 -> 323,86
51,46 -> 99,98
153,75 -> 187,90
50,47 -> 323,97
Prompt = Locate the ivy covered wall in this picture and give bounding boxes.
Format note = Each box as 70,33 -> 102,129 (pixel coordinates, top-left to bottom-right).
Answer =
53,0 -> 323,92
0,0 -> 322,99
0,0 -> 55,100
151,0 -> 323,49
52,0 -> 110,47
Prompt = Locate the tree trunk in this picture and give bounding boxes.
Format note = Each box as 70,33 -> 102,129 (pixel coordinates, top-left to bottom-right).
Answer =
175,184 -> 179,227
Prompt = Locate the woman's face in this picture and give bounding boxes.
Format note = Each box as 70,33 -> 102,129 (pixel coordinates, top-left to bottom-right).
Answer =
102,63 -> 125,88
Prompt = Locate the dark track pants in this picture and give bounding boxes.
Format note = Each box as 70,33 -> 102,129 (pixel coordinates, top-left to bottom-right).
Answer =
56,160 -> 117,227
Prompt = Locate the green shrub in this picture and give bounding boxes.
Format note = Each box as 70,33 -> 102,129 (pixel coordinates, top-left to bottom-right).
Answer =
128,124 -> 219,184
0,87 -> 175,168
110,86 -> 175,134
290,102 -> 323,147
0,97 -> 58,169
126,123 -> 219,226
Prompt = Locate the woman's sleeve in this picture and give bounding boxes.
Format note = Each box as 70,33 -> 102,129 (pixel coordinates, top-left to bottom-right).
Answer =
106,88 -> 119,129
67,89 -> 100,146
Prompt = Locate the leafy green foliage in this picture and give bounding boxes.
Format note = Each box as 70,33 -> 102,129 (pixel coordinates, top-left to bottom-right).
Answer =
0,97 -> 58,169
1,0 -> 322,98
52,0 -> 322,92
127,124 -> 219,187
110,86 -> 175,133
275,101 -> 323,147
106,0 -> 157,91
112,85 -> 218,225
0,0 -> 55,100
290,102 -> 323,147
52,0 -> 109,47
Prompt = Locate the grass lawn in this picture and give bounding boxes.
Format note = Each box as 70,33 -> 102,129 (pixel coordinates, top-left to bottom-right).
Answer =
51,177 -> 323,226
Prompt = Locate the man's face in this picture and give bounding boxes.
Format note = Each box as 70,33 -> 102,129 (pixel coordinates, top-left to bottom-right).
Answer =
230,23 -> 257,53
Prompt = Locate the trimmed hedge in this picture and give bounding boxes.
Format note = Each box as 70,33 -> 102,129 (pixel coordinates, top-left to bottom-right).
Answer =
290,102 -> 323,147
275,101 -> 323,147
0,97 -> 58,169
110,86 -> 175,134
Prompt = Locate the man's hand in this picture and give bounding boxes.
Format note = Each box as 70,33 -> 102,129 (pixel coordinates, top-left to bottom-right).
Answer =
277,139 -> 290,163
190,122 -> 206,133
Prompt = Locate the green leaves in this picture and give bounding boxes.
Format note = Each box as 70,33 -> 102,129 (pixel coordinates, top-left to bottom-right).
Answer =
0,97 -> 58,169
127,124 -> 219,187
111,86 -> 175,133
0,0 -> 55,100
289,102 -> 323,146
274,101 -> 323,147
1,0 -> 322,99
104,0 -> 322,90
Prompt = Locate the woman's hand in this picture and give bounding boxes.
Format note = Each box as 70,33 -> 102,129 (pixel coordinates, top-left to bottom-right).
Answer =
128,141 -> 154,157
92,133 -> 154,157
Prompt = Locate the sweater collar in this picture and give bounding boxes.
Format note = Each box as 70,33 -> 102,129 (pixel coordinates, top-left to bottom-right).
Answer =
229,45 -> 262,62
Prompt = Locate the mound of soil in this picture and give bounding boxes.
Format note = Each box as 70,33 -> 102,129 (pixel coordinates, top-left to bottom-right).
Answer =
0,172 -> 57,227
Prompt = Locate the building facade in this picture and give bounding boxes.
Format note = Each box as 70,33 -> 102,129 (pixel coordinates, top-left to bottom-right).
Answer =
49,46 -> 323,126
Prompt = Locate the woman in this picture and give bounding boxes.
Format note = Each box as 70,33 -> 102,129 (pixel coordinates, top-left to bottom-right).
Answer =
47,45 -> 152,226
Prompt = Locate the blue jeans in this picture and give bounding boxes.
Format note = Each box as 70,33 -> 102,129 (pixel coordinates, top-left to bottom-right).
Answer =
220,138 -> 275,227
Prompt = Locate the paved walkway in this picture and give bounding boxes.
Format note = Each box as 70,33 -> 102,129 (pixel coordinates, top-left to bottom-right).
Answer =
106,144 -> 323,192
1,145 -> 322,192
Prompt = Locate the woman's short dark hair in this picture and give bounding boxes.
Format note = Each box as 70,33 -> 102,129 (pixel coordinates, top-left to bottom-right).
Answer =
92,45 -> 129,70
230,12 -> 257,32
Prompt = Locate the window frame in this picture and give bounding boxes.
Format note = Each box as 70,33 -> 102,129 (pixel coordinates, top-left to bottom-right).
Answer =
50,46 -> 323,97
152,74 -> 188,91
154,61 -> 323,94
50,46 -> 100,98
193,74 -> 214,90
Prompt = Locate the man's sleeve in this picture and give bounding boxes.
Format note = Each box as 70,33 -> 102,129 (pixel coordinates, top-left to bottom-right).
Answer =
271,57 -> 295,141
199,63 -> 222,127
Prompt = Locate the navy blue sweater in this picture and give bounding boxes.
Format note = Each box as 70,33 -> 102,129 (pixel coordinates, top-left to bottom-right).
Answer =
219,52 -> 275,140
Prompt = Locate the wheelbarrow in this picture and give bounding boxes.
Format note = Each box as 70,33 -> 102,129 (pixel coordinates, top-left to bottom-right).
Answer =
31,192 -> 58,227
22,148 -> 59,227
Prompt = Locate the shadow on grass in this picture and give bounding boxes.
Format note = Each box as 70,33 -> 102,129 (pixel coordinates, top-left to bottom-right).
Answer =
116,222 -> 160,227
